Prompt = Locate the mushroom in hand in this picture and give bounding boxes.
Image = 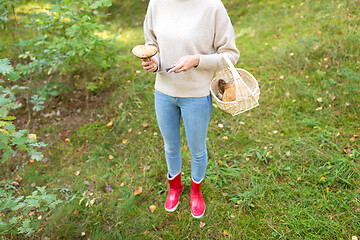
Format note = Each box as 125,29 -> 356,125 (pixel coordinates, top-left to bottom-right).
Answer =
131,45 -> 158,60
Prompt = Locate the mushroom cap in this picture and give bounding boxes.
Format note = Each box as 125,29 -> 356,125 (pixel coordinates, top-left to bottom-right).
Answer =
222,86 -> 236,102
131,45 -> 158,59
218,79 -> 226,94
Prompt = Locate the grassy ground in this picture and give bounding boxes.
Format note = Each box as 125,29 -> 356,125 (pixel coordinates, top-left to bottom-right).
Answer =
1,0 -> 360,239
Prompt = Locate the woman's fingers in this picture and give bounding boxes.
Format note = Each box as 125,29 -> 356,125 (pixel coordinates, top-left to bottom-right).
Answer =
167,55 -> 199,73
141,58 -> 158,72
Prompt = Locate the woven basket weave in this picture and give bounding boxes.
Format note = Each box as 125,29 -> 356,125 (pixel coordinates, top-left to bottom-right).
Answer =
210,54 -> 260,116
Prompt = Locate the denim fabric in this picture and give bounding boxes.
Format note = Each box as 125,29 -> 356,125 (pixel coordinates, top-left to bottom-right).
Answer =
155,90 -> 213,182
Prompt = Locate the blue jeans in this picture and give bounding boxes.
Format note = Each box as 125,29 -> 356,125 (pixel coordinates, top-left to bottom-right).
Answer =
155,90 -> 213,182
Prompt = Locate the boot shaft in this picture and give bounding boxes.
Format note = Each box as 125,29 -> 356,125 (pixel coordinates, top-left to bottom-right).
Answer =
190,178 -> 203,196
168,172 -> 183,191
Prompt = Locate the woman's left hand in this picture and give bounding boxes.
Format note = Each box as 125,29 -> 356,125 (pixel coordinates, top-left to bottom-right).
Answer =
167,55 -> 200,74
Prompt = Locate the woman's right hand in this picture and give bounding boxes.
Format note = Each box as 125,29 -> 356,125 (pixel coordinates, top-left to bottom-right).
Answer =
141,58 -> 158,72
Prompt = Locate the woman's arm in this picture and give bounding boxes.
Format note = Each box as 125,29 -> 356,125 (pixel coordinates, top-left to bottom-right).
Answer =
196,2 -> 240,71
143,2 -> 160,72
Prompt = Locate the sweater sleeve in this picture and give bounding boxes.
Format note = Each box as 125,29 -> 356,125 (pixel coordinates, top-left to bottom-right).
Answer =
143,2 -> 161,71
196,3 -> 240,71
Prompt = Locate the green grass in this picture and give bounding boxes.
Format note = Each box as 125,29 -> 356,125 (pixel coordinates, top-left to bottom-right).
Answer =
1,0 -> 360,239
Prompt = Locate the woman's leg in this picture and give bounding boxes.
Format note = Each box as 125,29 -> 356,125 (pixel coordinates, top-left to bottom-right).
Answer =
179,94 -> 212,218
154,90 -> 182,177
179,94 -> 212,182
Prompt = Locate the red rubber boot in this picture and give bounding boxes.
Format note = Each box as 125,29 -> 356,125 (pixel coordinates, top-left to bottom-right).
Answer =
190,177 -> 205,218
164,172 -> 184,212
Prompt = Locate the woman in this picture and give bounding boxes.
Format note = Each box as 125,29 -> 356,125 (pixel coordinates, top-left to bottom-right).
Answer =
140,0 -> 239,218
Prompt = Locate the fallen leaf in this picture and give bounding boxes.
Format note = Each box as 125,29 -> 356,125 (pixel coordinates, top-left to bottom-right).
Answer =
200,222 -> 206,228
134,187 -> 143,195
350,137 -> 356,142
89,185 -> 95,191
75,171 -> 80,176
319,177 -> 326,181
344,145 -> 352,154
286,151 -> 291,157
223,230 -> 229,236
28,133 -> 37,140
331,96 -> 336,101
10,181 -> 20,187
222,136 -> 228,140
218,160 -> 223,166
122,139 -> 128,144
149,205 -> 157,213
218,123 -> 224,128
285,91 -> 290,97
326,187 -> 329,193
345,148 -> 352,154
120,182 -> 125,187
143,165 -> 151,171
231,214 -> 235,218
142,122 -> 149,128
316,97 -> 323,102
106,120 -> 113,127
352,236 -> 358,240
65,138 -> 70,142
109,155 -> 114,160
15,175 -> 22,183
105,184 -> 113,192
316,107 -> 323,111
81,232 -> 86,236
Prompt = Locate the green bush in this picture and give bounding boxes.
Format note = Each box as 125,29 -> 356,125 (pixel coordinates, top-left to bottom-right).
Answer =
0,58 -> 46,163
0,183 -> 62,237
1,58 -> 62,238
14,0 -> 118,100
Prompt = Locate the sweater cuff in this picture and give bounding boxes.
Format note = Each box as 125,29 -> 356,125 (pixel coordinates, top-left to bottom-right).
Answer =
197,54 -> 223,70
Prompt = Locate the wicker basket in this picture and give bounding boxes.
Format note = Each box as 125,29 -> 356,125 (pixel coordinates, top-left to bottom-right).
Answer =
210,54 -> 260,116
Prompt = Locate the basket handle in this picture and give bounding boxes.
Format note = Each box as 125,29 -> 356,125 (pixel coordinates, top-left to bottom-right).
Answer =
219,53 -> 258,104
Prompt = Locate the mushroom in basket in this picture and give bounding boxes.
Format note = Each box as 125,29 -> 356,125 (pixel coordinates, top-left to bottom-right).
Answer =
218,79 -> 236,102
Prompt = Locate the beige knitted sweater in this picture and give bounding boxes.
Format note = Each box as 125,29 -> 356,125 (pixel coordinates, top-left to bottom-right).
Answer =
144,0 -> 240,97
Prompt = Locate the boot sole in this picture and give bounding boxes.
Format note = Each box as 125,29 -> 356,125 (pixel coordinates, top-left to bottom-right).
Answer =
165,201 -> 180,212
191,206 -> 205,218
164,187 -> 184,212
